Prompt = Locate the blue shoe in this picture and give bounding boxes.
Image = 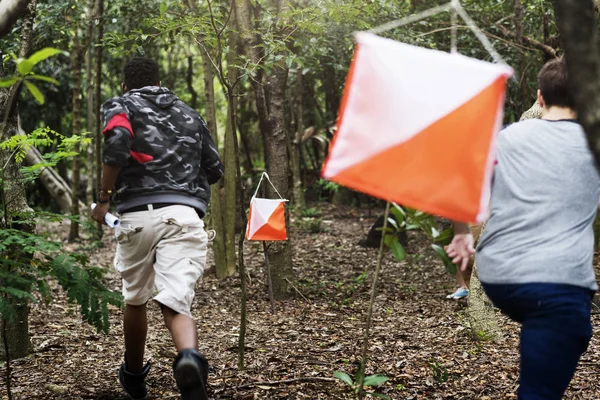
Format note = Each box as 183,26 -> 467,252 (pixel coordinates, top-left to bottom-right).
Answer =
447,287 -> 469,300
119,355 -> 150,400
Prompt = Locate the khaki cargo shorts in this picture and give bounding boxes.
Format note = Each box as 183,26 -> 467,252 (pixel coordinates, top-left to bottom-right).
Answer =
113,204 -> 208,317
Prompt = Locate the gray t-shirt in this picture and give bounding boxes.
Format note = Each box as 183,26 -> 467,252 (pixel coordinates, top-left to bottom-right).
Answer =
476,119 -> 600,291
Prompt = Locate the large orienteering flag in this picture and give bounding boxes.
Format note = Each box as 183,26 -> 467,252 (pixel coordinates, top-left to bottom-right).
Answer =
322,32 -> 513,223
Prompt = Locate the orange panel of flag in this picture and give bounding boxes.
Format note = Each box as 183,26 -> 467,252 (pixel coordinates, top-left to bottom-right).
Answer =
246,198 -> 288,241
322,32 -> 513,223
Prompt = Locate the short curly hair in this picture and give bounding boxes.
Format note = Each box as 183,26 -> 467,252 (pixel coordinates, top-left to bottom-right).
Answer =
123,57 -> 160,90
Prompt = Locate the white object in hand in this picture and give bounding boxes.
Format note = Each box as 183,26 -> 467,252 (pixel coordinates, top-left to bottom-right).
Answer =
91,203 -> 120,228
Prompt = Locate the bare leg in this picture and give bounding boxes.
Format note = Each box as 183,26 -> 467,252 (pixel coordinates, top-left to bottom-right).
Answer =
123,304 -> 148,373
161,305 -> 198,351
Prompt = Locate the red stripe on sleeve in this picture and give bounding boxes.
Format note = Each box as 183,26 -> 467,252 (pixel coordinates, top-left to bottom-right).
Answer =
103,113 -> 134,137
130,151 -> 154,163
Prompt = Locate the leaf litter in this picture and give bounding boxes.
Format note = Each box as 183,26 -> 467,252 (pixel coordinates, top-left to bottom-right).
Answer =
1,202 -> 600,399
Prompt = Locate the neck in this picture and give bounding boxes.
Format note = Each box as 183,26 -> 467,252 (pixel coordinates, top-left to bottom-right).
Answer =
541,106 -> 577,121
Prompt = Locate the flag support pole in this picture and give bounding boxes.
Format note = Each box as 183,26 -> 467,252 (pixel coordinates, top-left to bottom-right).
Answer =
262,241 -> 276,314
357,201 -> 391,399
261,180 -> 276,314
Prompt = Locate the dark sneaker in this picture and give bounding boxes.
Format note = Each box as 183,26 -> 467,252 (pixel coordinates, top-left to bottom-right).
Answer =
119,356 -> 151,400
173,349 -> 208,400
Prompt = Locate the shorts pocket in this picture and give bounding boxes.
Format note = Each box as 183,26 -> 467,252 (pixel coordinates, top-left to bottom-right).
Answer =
115,224 -> 143,244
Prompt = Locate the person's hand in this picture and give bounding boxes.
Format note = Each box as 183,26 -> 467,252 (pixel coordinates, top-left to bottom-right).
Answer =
445,233 -> 475,271
92,202 -> 110,225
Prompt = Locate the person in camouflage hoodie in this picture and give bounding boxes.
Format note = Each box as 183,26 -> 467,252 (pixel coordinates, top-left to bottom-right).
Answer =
92,57 -> 222,400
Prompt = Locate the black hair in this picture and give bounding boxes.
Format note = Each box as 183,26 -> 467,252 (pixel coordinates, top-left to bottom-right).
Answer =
123,57 -> 160,90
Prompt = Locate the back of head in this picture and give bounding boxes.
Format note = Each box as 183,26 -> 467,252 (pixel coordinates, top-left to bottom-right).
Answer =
538,58 -> 574,109
123,57 -> 160,91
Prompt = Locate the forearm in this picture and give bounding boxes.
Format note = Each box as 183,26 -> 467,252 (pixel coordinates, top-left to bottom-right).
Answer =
99,164 -> 121,203
451,220 -> 471,235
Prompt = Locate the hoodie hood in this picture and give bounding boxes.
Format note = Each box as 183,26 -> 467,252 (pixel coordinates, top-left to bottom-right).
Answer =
126,86 -> 178,109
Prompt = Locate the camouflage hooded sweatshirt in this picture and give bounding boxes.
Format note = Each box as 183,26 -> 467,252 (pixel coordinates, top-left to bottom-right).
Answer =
101,86 -> 223,216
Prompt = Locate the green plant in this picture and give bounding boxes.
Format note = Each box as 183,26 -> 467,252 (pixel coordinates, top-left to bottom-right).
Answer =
297,216 -> 324,233
0,48 -> 66,105
428,360 -> 449,383
301,207 -> 322,218
382,203 -> 458,274
318,178 -> 340,194
0,121 -> 121,335
334,370 -> 390,399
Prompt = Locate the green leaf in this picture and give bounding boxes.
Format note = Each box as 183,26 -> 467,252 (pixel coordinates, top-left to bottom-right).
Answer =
386,217 -> 398,230
431,244 -> 457,275
433,228 -> 454,246
390,207 -> 405,227
390,237 -> 405,262
17,59 -> 34,76
0,76 -> 18,87
24,81 -> 45,104
334,371 -> 354,387
160,3 -> 168,16
27,74 -> 59,85
369,394 -> 391,399
363,374 -> 389,387
27,48 -> 65,67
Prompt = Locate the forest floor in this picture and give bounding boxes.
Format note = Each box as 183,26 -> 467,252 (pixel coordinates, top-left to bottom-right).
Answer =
2,202 -> 600,399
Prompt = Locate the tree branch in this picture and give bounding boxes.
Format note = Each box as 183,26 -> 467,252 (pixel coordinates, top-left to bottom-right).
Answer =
496,23 -> 558,58
0,0 -> 30,38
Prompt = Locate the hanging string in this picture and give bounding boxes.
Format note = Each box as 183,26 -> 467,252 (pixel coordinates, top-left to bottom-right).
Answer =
450,0 -> 458,53
453,2 -> 506,65
366,0 -> 507,66
368,2 -> 453,35
252,172 -> 285,200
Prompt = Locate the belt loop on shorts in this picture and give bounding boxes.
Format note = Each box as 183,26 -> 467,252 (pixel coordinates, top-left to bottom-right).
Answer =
148,204 -> 154,214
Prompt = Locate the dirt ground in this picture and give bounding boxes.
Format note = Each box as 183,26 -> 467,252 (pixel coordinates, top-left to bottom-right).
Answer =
1,202 -> 600,399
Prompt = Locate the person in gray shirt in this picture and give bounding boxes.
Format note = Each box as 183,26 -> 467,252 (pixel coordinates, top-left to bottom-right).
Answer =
447,59 -> 599,400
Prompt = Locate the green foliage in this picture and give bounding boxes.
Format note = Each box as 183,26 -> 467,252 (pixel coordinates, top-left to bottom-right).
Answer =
383,203 -> 458,273
334,370 -> 390,399
0,115 -> 121,335
428,360 -> 449,383
0,226 -> 122,333
0,47 -> 65,105
301,207 -> 322,218
0,127 -> 89,184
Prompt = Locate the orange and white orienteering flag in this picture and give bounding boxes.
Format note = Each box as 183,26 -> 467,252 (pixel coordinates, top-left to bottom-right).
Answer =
246,173 -> 288,241
322,32 -> 513,223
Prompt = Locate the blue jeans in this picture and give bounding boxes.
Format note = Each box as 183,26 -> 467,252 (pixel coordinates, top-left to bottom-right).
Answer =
482,282 -> 594,400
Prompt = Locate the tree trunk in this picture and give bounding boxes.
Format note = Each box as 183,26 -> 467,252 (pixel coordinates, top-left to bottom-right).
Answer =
0,0 -> 30,38
85,0 -> 95,205
553,0 -> 600,167
69,29 -> 82,242
467,223 -> 503,341
520,99 -> 542,121
185,39 -> 198,110
93,0 -> 104,233
220,29 -> 239,278
263,67 -> 293,298
514,0 -> 528,115
0,0 -> 37,362
467,265 -> 503,341
185,0 -> 234,278
291,69 -> 305,209
235,0 -> 294,298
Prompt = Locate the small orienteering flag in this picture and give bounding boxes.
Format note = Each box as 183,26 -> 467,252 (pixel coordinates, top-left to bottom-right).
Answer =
321,32 -> 513,223
246,173 -> 288,241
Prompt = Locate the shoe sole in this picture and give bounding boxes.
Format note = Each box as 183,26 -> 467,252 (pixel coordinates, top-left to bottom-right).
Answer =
174,358 -> 208,400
